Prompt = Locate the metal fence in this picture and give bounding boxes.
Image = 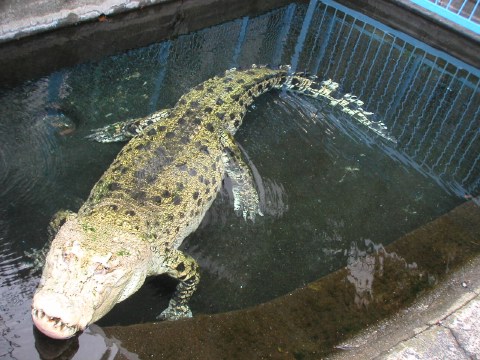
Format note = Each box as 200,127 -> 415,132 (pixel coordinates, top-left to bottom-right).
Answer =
410,0 -> 480,33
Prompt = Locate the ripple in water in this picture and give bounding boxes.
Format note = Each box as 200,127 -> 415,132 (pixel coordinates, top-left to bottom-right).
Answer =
0,77 -> 73,205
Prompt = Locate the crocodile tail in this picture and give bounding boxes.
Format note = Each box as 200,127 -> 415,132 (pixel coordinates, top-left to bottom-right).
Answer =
277,68 -> 396,143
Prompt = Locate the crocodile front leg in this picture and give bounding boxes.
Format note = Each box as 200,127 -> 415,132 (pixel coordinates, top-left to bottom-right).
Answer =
25,210 -> 76,272
86,108 -> 172,143
220,132 -> 263,221
151,246 -> 200,320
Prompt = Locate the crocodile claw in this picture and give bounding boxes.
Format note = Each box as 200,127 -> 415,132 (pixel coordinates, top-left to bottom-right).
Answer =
157,303 -> 192,321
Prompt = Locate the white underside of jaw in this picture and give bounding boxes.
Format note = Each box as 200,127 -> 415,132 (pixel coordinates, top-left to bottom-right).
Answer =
32,307 -> 80,339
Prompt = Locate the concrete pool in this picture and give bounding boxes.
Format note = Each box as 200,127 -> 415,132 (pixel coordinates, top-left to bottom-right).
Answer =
0,1 -> 479,359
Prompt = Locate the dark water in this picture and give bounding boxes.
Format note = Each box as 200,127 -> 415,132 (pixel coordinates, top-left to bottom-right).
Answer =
0,0 -> 478,358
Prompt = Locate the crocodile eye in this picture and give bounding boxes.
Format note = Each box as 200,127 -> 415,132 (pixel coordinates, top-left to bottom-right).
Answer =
62,252 -> 74,262
94,264 -> 111,275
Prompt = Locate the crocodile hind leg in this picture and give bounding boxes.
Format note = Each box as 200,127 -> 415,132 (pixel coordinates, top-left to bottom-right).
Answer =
153,247 -> 200,320
86,108 -> 172,143
220,132 -> 263,221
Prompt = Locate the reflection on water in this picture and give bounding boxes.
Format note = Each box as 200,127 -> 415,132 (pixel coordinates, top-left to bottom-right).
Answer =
0,0 -> 478,358
346,239 -> 419,308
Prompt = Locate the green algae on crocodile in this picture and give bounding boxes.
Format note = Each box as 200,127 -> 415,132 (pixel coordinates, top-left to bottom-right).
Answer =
31,65 -> 394,340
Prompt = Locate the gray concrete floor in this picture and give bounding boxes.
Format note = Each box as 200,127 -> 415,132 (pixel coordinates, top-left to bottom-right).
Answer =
0,0 -> 168,42
329,254 -> 480,359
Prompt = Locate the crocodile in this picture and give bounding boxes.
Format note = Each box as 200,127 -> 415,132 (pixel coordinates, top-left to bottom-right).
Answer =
31,65 -> 392,339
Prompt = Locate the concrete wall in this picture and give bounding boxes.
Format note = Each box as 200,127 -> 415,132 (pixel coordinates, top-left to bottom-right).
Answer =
0,0 -> 302,87
0,0 -> 169,42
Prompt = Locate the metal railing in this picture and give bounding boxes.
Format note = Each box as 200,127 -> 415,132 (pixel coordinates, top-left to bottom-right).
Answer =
409,0 -> 480,34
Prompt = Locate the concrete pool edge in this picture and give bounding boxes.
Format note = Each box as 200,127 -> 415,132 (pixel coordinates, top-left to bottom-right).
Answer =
329,253 -> 480,359
97,200 -> 480,359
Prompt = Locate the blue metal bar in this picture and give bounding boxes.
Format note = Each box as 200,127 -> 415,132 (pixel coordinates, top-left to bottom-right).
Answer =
306,3 -> 328,70
313,10 -> 338,75
332,17 -> 357,81
149,41 -> 171,112
409,0 -> 480,34
384,49 -> 423,129
230,17 -> 249,68
437,81 -> 479,174
420,69 -> 461,165
452,111 -> 480,178
290,0 -> 318,74
365,39 -> 396,108
457,0 -> 473,13
339,21 -> 367,86
373,41 -> 408,115
469,1 -> 480,20
321,0 -> 480,76
446,0 -> 455,12
272,4 -> 297,66
322,11 -> 347,78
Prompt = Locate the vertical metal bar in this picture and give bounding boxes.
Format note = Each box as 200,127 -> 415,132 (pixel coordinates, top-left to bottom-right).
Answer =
272,4 -> 297,66
405,62 -> 448,151
149,41 -> 171,112
396,59 -> 437,144
312,9 -> 337,75
305,3 -> 328,70
385,49 -> 423,130
373,41 -> 407,116
358,32 -> 387,99
230,16 -> 249,68
461,150 -> 480,187
340,21 -> 367,86
365,38 -> 396,108
451,109 -> 480,178
446,0 -> 455,11
322,12 -> 347,78
332,17 -> 357,81
440,81 -> 480,176
348,27 -> 377,95
420,69 -> 461,165
290,0 -> 318,73
468,1 -> 480,20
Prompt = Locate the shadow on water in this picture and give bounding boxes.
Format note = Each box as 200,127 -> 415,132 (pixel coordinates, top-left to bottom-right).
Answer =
0,0 -> 478,359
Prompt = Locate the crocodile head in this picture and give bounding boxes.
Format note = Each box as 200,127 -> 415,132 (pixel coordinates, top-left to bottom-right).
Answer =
32,217 -> 149,339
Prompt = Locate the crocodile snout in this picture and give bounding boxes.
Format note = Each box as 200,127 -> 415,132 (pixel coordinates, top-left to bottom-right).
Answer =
32,291 -> 87,339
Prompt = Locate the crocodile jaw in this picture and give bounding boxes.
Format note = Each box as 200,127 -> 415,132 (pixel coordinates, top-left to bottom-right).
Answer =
31,302 -> 83,339
31,281 -> 92,339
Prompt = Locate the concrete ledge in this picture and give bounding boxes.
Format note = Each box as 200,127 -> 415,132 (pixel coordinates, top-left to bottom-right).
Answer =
0,0 -> 303,88
97,200 -> 480,359
0,0 -> 170,43
329,255 -> 480,359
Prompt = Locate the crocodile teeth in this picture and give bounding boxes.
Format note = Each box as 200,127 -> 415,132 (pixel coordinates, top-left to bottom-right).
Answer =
32,307 -> 78,333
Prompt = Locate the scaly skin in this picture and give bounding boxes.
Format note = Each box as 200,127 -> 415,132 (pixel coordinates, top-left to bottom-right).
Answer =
32,65 -> 392,339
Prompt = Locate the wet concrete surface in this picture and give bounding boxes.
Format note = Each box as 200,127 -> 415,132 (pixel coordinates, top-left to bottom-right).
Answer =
97,200 -> 480,359
0,0 -> 169,42
330,252 -> 480,359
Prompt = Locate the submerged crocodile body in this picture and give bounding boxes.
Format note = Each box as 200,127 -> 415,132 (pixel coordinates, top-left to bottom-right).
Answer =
32,65 -> 391,339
